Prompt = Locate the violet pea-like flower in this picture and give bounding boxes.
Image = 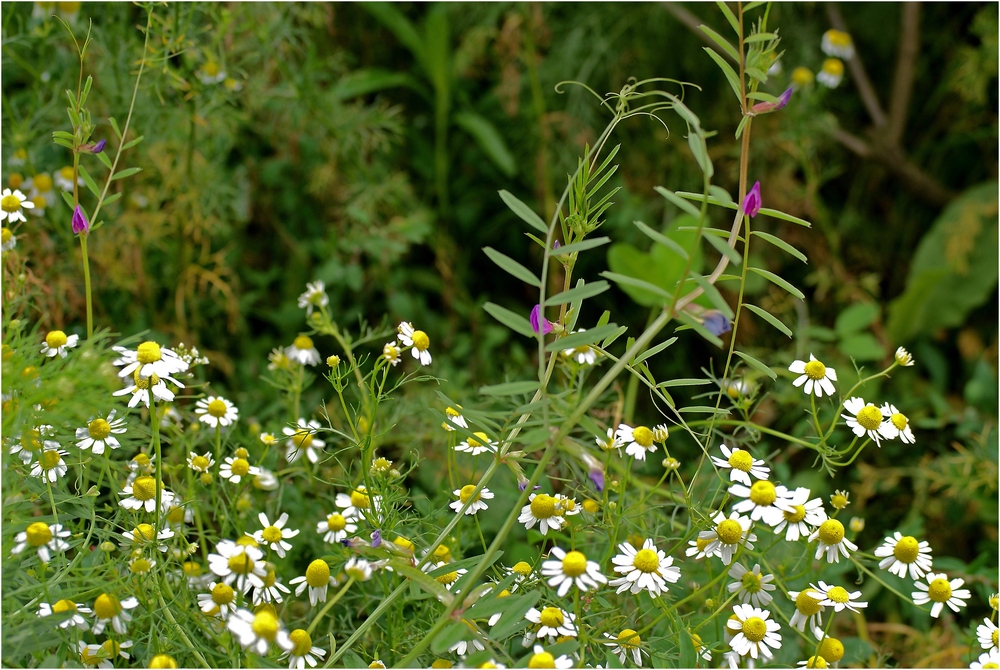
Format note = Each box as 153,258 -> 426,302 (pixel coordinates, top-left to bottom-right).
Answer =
742,181 -> 762,219
530,304 -> 553,335
71,205 -> 89,235
749,87 -> 793,116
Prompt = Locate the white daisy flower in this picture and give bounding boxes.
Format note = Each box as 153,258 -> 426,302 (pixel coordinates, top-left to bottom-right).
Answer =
91,593 -> 139,635
283,418 -> 326,464
526,644 -> 573,669
1,226 -> 16,251
78,639 -> 133,669
729,480 -> 795,528
25,173 -> 56,207
685,536 -> 713,561
208,540 -> 267,592
30,448 -> 68,482
728,563 -> 776,608
518,493 -> 566,536
40,330 -> 78,358
604,628 -> 645,666
450,484 -> 494,515
75,410 -> 126,454
253,512 -> 300,558
540,546 -> 607,597
788,354 -> 837,397
186,451 -> 215,473
877,403 -> 915,443
286,335 -> 321,366
427,564 -> 467,592
9,425 -> 58,464
128,554 -> 156,576
398,321 -> 432,366
119,475 -> 175,513
977,618 -> 999,651
788,588 -> 826,632
615,423 -> 658,461
808,519 -> 858,563
817,58 -> 844,88
813,580 -> 868,613
873,532 -> 933,580
197,61 -> 227,85
113,370 -> 182,408
113,340 -> 189,380
971,649 -> 1000,669
317,511 -> 357,544
121,523 -> 174,552
895,346 -> 915,366
773,487 -> 827,542
38,599 -> 92,630
219,454 -> 259,484
595,427 -> 623,454
198,581 -> 238,619
335,485 -> 382,520
0,188 -> 34,223
441,405 -> 468,431
524,606 -> 577,644
455,431 -> 497,455
699,510 -> 756,565
842,397 -> 887,446
382,340 -> 401,366
609,538 -> 681,597
290,559 -> 336,606
563,331 -> 598,365
449,632 -> 486,658
195,395 -> 239,428
912,572 -> 971,618
727,604 -> 782,660
297,281 -> 329,316
53,166 -> 83,191
227,608 -> 293,656
280,628 -> 327,670
252,567 -> 292,605
821,29 -> 855,59
711,444 -> 769,486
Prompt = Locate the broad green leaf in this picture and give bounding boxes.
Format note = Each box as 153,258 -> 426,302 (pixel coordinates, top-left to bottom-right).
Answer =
748,266 -> 805,300
551,236 -> 611,257
482,247 -> 540,286
703,47 -> 743,106
835,302 -> 879,336
699,24 -> 740,62
545,323 -> 620,353
744,303 -> 792,338
121,135 -> 144,150
454,112 -> 516,178
735,350 -> 777,380
708,184 -> 734,204
491,591 -> 541,639
95,150 -> 112,170
483,301 -> 535,338
654,186 -> 702,218
479,381 -> 539,396
606,218 -> 703,307
545,280 -> 609,306
752,230 -> 807,263
499,190 -> 547,233
687,130 -> 714,178
602,325 -> 629,348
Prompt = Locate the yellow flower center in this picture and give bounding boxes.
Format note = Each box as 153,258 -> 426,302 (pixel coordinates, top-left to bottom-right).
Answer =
749,480 -> 777,506
827,586 -> 850,604
695,537 -> 713,552
741,571 -> 762,593
822,58 -> 845,77
981,664 -> 998,669
59,166 -> 75,181
927,578 -> 952,603
818,637 -> 844,663
228,552 -> 254,575
130,557 -> 152,574
203,61 -> 221,77
827,29 -> 852,47
618,628 -> 641,648
528,651 -> 555,669
561,551 -> 588,577
530,494 -> 557,519
856,404 -> 883,431
20,430 -> 42,452
890,412 -> 908,431
1,227 -> 11,244
231,458 -> 250,477
741,616 -> 768,643
818,519 -> 845,545
412,330 -> 430,351
993,630 -> 998,647
394,535 -> 414,552
133,453 -> 151,468
207,399 -> 228,418
497,589 -> 511,598
262,526 -> 283,543
831,492 -> 849,509
149,654 -> 178,668
191,455 -> 210,471
100,640 -> 121,658
33,173 -> 53,191
435,570 -> 459,585
0,194 -> 20,212
53,599 -> 77,614
512,561 -> 532,576
783,505 -> 807,523
234,447 -> 249,459
803,359 -> 827,380
327,514 -> 347,532
350,489 -> 370,509
727,448 -> 753,472
184,561 -> 201,577
305,559 -> 330,587
88,418 -> 111,440
583,499 -> 600,513
252,610 -> 279,641
539,607 -> 564,627
132,475 -> 157,501
795,590 -> 823,616
459,484 -> 480,504
893,536 -> 920,563
289,628 -> 313,656
31,195 -> 46,209
45,330 -> 68,348
293,335 -> 314,351
262,569 -> 276,587
210,582 -> 235,605
632,426 -> 654,448
434,545 -> 452,563
467,431 -> 490,448
8,171 -> 23,187
137,341 -> 162,364
716,519 -> 744,545
133,523 -> 156,542
632,548 -> 660,573
39,450 -> 61,469
803,656 -> 828,669
93,594 -> 120,619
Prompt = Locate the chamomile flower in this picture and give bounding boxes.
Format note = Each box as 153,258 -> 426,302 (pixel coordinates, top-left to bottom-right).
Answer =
113,370 -> 181,408
220,455 -> 260,484
595,427 -> 622,453
978,618 -> 999,651
38,599 -> 92,630
128,554 -> 156,576
187,451 -> 215,473
813,581 -> 868,613
604,628 -> 646,666
797,656 -> 830,669
382,341 -> 401,366
699,510 -> 756,565
728,563 -> 776,608
290,559 -> 336,606
53,165 -> 83,191
298,281 -> 329,316
253,512 -> 300,558
877,403 -> 915,443
121,523 -> 174,552
317,511 -> 358,544
526,644 -> 573,669
441,406 -> 468,431
280,629 -> 327,669
285,336 -> 320,366
773,487 -> 827,542
10,425 -> 57,464
563,332 -> 598,365
912,572 -> 971,618
842,397 -> 886,446
208,540 -> 267,591
198,581 -> 237,619
455,431 -> 497,455
30,448 -> 68,482
79,639 -> 133,669
809,519 -> 858,563
91,593 -> 139,635
518,493 -> 566,536
119,475 -> 175,513
268,348 -> 293,371
818,58 -> 845,88
1,226 -> 15,251
788,354 -> 837,397
429,565 -> 467,591
335,485 -> 382,519
195,395 -> 239,428
609,538 -> 681,597
398,321 -> 432,366
821,29 -> 855,59
685,536 -> 713,561
971,650 -> 1000,669
712,444 -> 770,486
40,330 -> 79,358
615,423 -> 658,461
874,532 -> 933,579
524,606 -> 577,644
283,418 -> 326,464
895,346 -> 915,366
10,521 -> 70,564
450,484 -> 494,515
197,60 -> 227,85
227,607 -> 293,656
727,604 -> 782,660
75,410 -> 126,454
253,567 -> 292,605
113,341 -> 189,380
0,188 -> 34,222
729,480 -> 794,527
540,546 -> 607,597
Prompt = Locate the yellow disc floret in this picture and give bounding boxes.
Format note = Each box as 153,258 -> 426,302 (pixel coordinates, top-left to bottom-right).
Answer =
293,335 -> 314,351
618,628 -> 641,648
45,330 -> 68,348
538,607 -> 564,627
530,494 -> 557,519
817,637 -> 844,663
53,599 -> 77,614
741,616 -> 768,642
328,514 -> 347,532
727,449 -> 753,472
230,458 -> 250,477
252,610 -> 279,641
893,536 -> 920,563
818,519 -> 845,545
927,578 -> 952,603
212,582 -> 235,605
305,559 -> 331,587
93,594 -> 121,619
856,404 -> 883,431
459,485 -> 480,504
289,629 -> 313,656
411,331 -> 430,351
561,550 -> 588,577
748,480 -> 777,506
716,519 -> 744,545
632,426 -> 654,448
826,586 -> 850,604
207,399 -> 228,418
88,418 -> 111,440
149,654 -> 179,668
803,359 -> 827,380
350,489 -> 370,509
137,341 -> 163,364
528,651 -> 555,669
632,548 -> 660,573
795,590 -> 823,616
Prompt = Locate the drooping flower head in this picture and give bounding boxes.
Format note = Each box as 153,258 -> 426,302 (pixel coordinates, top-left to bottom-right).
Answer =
742,181 -> 762,218
530,304 -> 553,335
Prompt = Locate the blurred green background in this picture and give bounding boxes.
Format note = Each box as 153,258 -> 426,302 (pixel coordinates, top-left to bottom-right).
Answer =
2,3 -> 996,665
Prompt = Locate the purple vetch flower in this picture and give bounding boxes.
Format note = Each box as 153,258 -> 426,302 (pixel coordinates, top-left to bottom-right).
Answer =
71,205 -> 89,235
741,181 -> 762,219
530,304 -> 553,335
588,468 -> 605,493
703,310 -> 732,337
370,530 -> 382,549
749,87 -> 793,115
90,139 -> 106,154
553,239 -> 561,249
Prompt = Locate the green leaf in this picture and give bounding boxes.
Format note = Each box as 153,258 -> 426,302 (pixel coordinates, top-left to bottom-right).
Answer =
364,2 -> 425,64
675,311 -> 723,347
109,116 -> 122,140
499,190 -> 547,233
633,221 -> 689,260
95,150 -> 112,170
431,621 -> 478,655
632,336 -> 678,364
715,1 -> 741,35
53,138 -> 75,150
744,303 -> 792,338
675,192 -> 813,227
491,591 -> 541,639
454,112 -> 516,178
734,350 -> 777,380
51,130 -> 75,140
759,206 -> 812,227
699,24 -> 740,62
102,192 -> 122,207
703,229 -> 742,265
121,135 -> 144,150
657,378 -> 712,387
423,7 -> 451,96
60,190 -> 75,211
687,130 -> 714,179
601,271 -> 673,303
601,325 -> 628,348
708,185 -> 734,204
551,236 -> 610,257
545,280 -> 609,306
748,266 -> 805,300
838,333 -> 885,361
703,47 -> 743,106
689,274 -> 733,318
744,32 -> 778,43
545,323 -> 620,352
654,186 -> 703,218
606,221 -> 703,306
483,302 -> 535,338
745,66 -> 768,83
482,247 -> 540,286
835,302 -> 880,336
752,230 -> 807,263
77,164 -> 100,197
479,381 -> 540,396
111,166 -> 142,181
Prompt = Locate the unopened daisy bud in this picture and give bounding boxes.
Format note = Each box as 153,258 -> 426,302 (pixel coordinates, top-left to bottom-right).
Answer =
71,205 -> 88,235
200,472 -> 213,486
100,541 -> 116,552
511,561 -> 533,577
652,424 -> 669,442
849,517 -> 865,532
662,457 -> 680,470
260,432 -> 276,446
582,499 -> 600,513
370,457 -> 392,476
894,346 -> 915,366
830,490 -> 850,510
327,355 -> 340,367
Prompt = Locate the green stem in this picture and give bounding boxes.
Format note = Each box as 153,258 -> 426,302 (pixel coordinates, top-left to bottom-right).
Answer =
79,232 -> 93,339
307,578 -> 355,636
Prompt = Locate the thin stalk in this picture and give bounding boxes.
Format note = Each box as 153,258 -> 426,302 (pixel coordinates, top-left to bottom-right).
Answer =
307,577 -> 355,636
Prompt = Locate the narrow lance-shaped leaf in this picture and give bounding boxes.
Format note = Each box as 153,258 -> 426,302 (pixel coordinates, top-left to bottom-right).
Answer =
499,190 -> 547,233
483,247 -> 540,286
